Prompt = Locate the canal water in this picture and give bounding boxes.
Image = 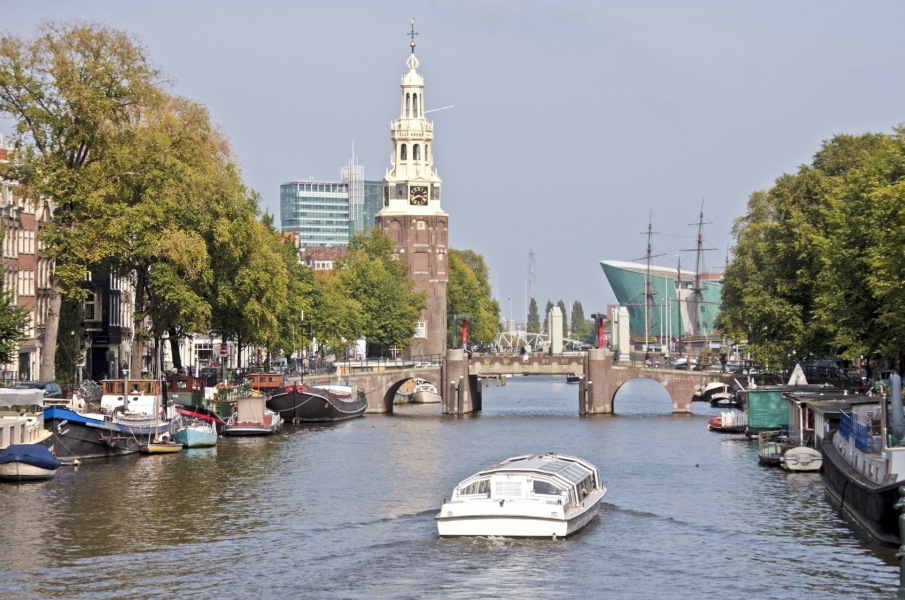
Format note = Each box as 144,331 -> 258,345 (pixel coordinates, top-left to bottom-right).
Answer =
0,376 -> 899,599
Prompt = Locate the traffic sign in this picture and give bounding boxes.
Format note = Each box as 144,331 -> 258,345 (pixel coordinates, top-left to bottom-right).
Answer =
219,345 -> 228,357
211,361 -> 221,367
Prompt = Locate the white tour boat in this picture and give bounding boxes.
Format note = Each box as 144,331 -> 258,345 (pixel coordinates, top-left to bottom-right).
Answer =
411,379 -> 441,404
436,453 -> 606,538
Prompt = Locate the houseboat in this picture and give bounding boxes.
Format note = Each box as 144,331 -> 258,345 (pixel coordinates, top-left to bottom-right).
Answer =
738,384 -> 836,436
222,396 -> 282,436
266,383 -> 367,422
165,374 -> 210,406
819,395 -> 905,546
436,453 -> 606,538
99,379 -> 168,416
244,372 -> 287,396
42,405 -> 177,460
708,410 -> 747,433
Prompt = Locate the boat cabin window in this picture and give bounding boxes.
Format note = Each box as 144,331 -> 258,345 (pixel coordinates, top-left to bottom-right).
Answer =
105,381 -> 124,395
457,479 -> 490,496
176,380 -> 188,390
531,480 -> 562,496
493,479 -> 524,498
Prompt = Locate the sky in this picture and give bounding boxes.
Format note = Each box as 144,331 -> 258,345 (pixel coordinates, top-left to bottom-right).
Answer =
3,0 -> 905,324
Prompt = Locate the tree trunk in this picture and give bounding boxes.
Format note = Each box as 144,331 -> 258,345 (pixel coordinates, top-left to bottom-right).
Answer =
130,272 -> 146,379
237,334 -> 243,369
168,327 -> 182,370
39,279 -> 63,381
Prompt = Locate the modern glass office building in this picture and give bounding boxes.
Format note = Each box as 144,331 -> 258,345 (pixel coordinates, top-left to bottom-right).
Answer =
600,259 -> 722,338
280,180 -> 351,247
353,180 -> 384,236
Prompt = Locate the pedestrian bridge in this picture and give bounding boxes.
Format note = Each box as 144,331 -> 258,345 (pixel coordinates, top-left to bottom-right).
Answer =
312,350 -> 735,415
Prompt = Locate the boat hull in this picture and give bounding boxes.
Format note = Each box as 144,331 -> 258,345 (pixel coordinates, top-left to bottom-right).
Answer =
174,427 -> 218,448
0,462 -> 58,481
221,424 -> 279,436
821,434 -> 902,546
267,388 -> 367,422
139,442 -> 183,454
780,447 -> 822,472
437,492 -> 604,538
411,390 -> 441,404
41,407 -> 173,460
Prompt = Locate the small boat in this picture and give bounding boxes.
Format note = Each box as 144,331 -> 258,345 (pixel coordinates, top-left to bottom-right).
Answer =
694,381 -> 730,402
411,379 -> 441,404
709,391 -> 740,408
139,438 -> 184,454
436,453 -> 606,538
266,384 -> 367,423
174,403 -> 227,432
174,420 -> 218,448
565,375 -> 582,384
0,444 -> 62,481
780,446 -> 822,472
757,430 -> 794,467
708,410 -> 747,433
223,396 -> 282,436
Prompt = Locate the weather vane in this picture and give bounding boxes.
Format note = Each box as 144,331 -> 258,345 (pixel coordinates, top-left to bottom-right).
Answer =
408,18 -> 418,53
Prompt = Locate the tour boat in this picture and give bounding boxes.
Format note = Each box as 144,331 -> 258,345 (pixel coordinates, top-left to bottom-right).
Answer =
779,446 -> 822,472
266,383 -> 367,422
0,444 -> 62,481
411,379 -> 441,404
174,419 -> 218,448
694,382 -> 730,402
709,391 -> 740,408
436,453 -> 606,538
222,396 -> 282,436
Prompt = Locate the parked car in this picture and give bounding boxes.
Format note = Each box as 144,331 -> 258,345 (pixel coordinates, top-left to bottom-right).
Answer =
13,381 -> 63,398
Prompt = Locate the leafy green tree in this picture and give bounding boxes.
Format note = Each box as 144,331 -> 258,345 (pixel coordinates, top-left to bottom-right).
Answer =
310,273 -> 364,352
526,298 -> 540,334
447,249 -> 501,346
0,22 -> 162,380
338,230 -> 426,356
54,298 -> 84,388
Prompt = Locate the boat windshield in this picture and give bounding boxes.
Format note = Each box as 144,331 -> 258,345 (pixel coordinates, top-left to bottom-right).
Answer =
532,480 -> 563,496
457,478 -> 490,497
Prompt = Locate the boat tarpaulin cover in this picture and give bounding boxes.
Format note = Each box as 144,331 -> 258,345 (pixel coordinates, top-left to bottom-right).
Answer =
0,388 -> 44,407
174,404 -> 226,425
0,444 -> 61,470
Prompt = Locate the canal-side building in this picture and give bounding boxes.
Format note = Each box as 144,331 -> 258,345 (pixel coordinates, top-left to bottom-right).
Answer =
375,40 -> 449,356
0,133 -> 55,384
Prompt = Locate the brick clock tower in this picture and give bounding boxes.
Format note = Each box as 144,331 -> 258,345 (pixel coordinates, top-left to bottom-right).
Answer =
375,27 -> 448,357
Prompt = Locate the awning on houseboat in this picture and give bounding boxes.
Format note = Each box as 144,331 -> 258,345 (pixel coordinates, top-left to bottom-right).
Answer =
0,388 -> 45,407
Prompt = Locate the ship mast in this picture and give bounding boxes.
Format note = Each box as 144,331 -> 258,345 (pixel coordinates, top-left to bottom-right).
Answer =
640,212 -> 663,352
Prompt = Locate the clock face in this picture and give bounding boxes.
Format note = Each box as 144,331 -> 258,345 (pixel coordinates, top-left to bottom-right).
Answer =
409,185 -> 428,206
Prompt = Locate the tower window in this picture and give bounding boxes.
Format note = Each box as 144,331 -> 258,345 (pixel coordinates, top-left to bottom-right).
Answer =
406,93 -> 411,117
400,144 -> 407,160
413,93 -> 418,117
413,144 -> 420,161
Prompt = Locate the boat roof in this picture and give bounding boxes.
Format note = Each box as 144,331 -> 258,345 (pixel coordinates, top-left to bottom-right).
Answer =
0,388 -> 45,407
474,454 -> 598,486
739,384 -> 837,394
787,393 -> 880,415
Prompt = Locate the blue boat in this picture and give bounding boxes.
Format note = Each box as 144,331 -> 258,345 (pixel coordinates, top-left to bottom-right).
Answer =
42,406 -> 177,460
0,444 -> 62,481
174,421 -> 218,448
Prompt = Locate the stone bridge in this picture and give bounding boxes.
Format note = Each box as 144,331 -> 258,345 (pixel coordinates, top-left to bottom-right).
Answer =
307,366 -> 441,414
309,349 -> 736,415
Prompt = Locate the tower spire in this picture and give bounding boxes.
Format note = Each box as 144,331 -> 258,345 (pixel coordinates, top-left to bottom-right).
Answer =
408,18 -> 418,53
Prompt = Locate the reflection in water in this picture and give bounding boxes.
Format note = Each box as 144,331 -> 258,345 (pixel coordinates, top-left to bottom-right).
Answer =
0,376 -> 898,599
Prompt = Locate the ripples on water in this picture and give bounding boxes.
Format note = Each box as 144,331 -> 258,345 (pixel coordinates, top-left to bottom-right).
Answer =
0,376 -> 898,599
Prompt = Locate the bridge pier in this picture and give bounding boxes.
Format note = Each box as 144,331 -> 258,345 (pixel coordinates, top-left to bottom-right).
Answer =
443,348 -> 478,415
581,348 -> 612,414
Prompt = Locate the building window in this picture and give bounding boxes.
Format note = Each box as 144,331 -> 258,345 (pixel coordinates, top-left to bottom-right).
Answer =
84,292 -> 101,321
406,93 -> 411,117
413,144 -> 420,161
414,321 -> 427,339
400,144 -> 407,161
413,93 -> 418,117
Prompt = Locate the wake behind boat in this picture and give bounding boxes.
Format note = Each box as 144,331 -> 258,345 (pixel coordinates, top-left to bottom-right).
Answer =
267,383 -> 367,423
436,453 -> 606,538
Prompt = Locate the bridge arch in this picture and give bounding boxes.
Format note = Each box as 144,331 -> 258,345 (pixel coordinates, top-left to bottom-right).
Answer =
611,377 -> 674,415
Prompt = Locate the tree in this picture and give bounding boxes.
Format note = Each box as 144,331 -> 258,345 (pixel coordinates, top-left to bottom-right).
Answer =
337,230 -> 426,356
447,249 -> 501,346
526,298 -> 540,334
0,22 -> 162,380
542,300 -> 554,333
720,127 -> 905,369
570,301 -> 585,337
557,300 -> 568,339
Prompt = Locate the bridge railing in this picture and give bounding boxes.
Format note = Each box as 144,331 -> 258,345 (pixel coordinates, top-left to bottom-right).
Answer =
334,354 -> 443,374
